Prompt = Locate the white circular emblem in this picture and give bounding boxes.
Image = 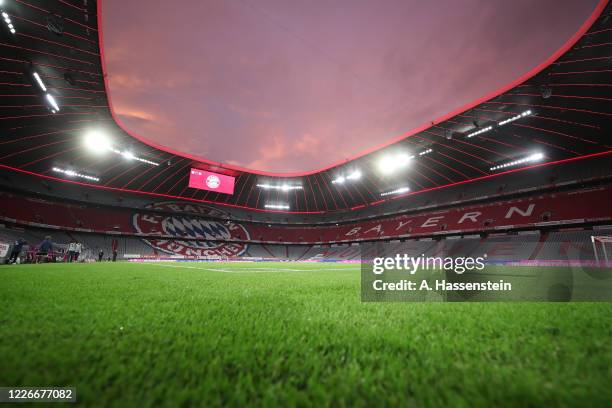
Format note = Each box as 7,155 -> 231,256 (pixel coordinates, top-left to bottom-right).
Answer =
206,175 -> 220,189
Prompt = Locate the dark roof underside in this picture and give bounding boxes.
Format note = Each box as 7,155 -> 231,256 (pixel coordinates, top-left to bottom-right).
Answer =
0,0 -> 610,213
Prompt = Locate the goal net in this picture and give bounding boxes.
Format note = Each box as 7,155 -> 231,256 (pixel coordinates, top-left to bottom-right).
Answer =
591,236 -> 612,263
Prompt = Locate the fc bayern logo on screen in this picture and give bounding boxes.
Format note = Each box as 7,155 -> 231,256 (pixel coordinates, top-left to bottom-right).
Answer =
206,174 -> 220,189
132,202 -> 250,257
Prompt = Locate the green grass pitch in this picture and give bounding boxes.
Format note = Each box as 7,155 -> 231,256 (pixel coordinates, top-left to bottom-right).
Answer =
1,261 -> 611,407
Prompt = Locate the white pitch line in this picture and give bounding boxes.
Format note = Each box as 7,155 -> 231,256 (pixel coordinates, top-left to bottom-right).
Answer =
146,264 -> 302,273
233,266 -> 354,271
148,263 -> 261,273
146,263 -> 341,273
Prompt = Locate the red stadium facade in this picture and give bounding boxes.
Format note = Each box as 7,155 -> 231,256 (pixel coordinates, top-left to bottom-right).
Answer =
1,185 -> 609,244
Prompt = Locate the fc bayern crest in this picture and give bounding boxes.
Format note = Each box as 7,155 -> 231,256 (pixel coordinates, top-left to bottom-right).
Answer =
133,202 -> 250,257
206,175 -> 220,189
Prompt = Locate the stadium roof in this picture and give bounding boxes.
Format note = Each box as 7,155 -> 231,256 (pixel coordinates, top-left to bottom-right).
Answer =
0,0 -> 610,213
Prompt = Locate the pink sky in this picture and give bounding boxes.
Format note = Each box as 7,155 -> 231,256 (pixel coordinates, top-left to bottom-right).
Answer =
101,0 -> 598,173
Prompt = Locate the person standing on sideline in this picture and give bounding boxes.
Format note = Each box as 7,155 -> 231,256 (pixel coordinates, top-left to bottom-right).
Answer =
111,239 -> 118,262
75,242 -> 82,262
98,249 -> 104,262
37,236 -> 53,263
8,239 -> 26,264
68,241 -> 76,262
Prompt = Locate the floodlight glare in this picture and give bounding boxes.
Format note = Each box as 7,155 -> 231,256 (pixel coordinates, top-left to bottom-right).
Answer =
378,156 -> 395,174
45,94 -> 60,112
346,170 -> 361,180
84,132 -> 111,153
332,176 -> 345,184
265,203 -> 290,210
32,72 -> 47,91
529,152 -> 544,161
378,153 -> 413,174
333,169 -> 361,184
122,151 -> 135,160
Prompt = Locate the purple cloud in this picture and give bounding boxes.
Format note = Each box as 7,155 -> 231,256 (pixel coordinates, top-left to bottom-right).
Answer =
102,0 -> 599,173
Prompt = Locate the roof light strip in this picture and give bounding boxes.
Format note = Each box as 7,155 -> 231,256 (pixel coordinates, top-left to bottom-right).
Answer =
381,186 -> 410,197
256,184 -> 302,191
467,125 -> 493,138
52,167 -> 99,182
498,110 -> 532,126
32,72 -> 47,91
45,93 -> 59,112
490,152 -> 544,171
467,110 -> 533,138
264,203 -> 290,210
109,148 -> 159,166
332,169 -> 361,184
2,11 -> 16,34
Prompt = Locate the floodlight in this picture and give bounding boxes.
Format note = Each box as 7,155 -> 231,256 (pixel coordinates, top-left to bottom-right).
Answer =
378,153 -> 412,174
84,131 -> 111,153
381,186 -> 410,197
32,72 -> 46,91
529,152 -> 544,161
45,94 -> 60,112
378,156 -> 395,174
256,183 -> 302,191
52,167 -> 100,182
346,170 -> 361,180
490,152 -> 544,171
498,110 -> 533,126
265,203 -> 290,210
467,125 -> 492,138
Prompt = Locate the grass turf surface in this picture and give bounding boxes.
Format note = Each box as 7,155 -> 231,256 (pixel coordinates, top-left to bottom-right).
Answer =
0,262 -> 611,407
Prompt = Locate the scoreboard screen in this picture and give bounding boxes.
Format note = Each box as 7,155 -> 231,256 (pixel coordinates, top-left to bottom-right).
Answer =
188,168 -> 235,195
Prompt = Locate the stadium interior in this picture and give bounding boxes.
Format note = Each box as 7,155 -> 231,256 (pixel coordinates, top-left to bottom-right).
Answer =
0,0 -> 611,406
0,0 -> 610,263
